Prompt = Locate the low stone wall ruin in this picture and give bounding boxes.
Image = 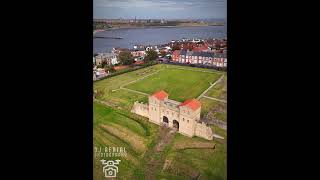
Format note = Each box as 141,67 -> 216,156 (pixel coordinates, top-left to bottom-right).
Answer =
131,101 -> 149,118
195,122 -> 214,140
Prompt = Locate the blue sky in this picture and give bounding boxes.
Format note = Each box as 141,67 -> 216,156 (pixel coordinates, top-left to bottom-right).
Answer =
94,0 -> 227,19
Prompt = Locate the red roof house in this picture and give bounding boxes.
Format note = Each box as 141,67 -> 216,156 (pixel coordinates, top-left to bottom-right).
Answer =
172,50 -> 180,61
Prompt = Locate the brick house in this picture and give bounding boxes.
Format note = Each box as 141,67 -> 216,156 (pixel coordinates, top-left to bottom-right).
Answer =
179,50 -> 187,63
213,53 -> 227,67
172,50 -> 180,62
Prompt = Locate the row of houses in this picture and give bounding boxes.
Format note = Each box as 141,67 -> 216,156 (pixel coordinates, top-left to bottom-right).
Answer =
172,50 -> 227,67
93,38 -> 227,68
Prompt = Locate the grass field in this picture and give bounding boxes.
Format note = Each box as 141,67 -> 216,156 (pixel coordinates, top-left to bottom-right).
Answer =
125,68 -> 221,102
200,98 -> 227,122
94,102 -> 226,180
93,64 -> 227,179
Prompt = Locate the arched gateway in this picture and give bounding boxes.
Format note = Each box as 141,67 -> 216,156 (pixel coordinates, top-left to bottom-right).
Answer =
131,90 -> 214,140
173,120 -> 179,131
163,116 -> 169,124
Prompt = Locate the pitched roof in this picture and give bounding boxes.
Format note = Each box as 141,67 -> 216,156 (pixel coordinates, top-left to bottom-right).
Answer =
192,51 -> 214,57
201,52 -> 214,57
192,46 -> 208,52
186,51 -> 193,56
179,99 -> 201,111
180,50 -> 187,56
214,53 -> 227,58
151,90 -> 168,101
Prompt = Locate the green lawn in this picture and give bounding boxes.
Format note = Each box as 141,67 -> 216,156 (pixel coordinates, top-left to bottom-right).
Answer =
94,65 -> 163,110
161,134 -> 227,180
125,67 -> 222,102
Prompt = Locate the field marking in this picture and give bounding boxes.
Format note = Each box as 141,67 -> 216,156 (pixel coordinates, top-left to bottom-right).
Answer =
112,66 -> 226,102
121,87 -> 149,96
111,68 -> 163,92
197,74 -> 225,100
120,69 -> 164,88
202,96 -> 227,103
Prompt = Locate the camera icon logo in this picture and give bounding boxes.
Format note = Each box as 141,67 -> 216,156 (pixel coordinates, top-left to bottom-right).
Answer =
101,159 -> 121,178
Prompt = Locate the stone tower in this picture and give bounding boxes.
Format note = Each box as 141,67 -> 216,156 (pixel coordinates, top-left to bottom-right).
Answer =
178,99 -> 201,137
148,90 -> 168,125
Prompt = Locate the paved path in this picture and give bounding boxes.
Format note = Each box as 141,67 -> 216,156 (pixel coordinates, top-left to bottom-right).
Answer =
197,74 -> 225,100
213,133 -> 225,140
202,96 -> 227,103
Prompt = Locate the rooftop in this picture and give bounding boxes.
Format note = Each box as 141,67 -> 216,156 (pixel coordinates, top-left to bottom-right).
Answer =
179,99 -> 201,111
151,90 -> 168,101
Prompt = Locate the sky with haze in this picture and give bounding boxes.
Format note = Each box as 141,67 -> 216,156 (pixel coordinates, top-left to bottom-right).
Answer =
94,0 -> 227,19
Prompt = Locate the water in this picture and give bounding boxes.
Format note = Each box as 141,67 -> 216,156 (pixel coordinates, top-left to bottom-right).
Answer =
93,26 -> 226,53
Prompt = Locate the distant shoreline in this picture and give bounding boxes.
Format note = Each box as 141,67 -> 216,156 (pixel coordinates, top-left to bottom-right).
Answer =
96,24 -> 225,31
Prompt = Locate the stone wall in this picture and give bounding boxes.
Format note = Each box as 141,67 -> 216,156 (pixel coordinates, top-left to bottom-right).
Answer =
131,101 -> 149,118
195,122 -> 214,140
131,99 -> 214,141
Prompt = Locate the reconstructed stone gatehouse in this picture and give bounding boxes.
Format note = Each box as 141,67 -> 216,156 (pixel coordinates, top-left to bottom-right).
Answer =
131,90 -> 213,140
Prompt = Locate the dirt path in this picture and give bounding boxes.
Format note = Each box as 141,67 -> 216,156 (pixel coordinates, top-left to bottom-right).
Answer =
202,95 -> 227,103
197,74 -> 225,100
144,125 -> 176,180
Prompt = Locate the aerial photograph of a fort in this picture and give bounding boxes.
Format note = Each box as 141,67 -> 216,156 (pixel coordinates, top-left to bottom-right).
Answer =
93,0 -> 227,179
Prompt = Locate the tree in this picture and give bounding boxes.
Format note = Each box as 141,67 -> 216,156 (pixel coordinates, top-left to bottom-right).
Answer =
172,44 -> 181,51
160,51 -> 166,57
104,65 -> 116,73
101,60 -> 109,67
118,51 -> 134,65
144,50 -> 158,63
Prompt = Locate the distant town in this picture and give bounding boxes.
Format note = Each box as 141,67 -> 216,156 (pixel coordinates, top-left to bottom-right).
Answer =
93,18 -> 225,32
93,37 -> 227,81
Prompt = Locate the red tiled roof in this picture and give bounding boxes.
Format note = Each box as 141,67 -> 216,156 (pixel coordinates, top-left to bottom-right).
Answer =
192,46 -> 208,52
179,99 -> 201,111
151,90 -> 168,101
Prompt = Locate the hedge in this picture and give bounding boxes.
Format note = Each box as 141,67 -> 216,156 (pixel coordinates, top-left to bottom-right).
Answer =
163,61 -> 227,71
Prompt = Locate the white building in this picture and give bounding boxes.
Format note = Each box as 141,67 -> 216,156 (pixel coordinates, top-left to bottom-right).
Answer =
95,53 -> 118,65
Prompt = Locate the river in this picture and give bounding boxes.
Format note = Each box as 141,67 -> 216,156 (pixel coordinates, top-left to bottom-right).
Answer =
93,26 -> 226,54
